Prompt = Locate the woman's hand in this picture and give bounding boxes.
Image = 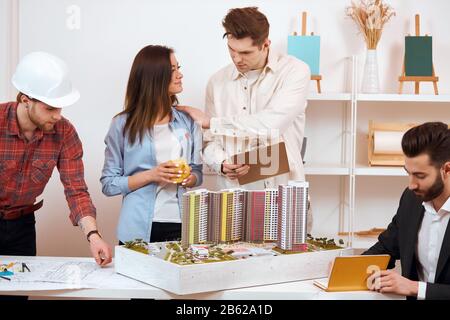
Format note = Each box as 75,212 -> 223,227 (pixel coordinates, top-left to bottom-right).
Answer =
181,173 -> 197,188
149,161 -> 184,185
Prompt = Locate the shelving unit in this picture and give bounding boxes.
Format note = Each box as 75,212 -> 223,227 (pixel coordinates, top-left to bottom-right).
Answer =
305,55 -> 450,249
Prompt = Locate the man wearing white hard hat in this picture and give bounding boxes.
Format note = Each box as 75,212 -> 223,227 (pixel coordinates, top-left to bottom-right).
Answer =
0,51 -> 112,266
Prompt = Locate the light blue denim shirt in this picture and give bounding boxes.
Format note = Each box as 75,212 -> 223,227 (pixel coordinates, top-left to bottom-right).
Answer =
100,108 -> 203,242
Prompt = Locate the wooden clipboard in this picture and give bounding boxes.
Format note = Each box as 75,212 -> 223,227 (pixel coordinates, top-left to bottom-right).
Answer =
230,142 -> 290,185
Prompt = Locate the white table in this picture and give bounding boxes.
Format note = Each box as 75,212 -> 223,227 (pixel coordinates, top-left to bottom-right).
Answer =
0,255 -> 403,300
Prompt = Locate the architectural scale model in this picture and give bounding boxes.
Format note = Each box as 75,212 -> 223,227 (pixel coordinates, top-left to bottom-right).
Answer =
181,181 -> 310,252
116,180 -> 346,294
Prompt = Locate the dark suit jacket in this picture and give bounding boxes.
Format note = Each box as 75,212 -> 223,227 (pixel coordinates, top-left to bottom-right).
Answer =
363,188 -> 450,300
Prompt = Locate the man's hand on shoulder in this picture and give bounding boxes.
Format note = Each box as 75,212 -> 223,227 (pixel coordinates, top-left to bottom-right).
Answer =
176,105 -> 210,129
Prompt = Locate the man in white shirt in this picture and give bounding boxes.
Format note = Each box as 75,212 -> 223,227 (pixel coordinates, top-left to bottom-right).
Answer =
176,7 -> 311,226
365,122 -> 450,300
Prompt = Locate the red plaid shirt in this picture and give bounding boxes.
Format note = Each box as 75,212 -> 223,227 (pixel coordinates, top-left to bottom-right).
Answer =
0,102 -> 96,225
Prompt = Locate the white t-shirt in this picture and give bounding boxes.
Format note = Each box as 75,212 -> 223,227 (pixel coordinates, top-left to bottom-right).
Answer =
244,68 -> 263,95
152,123 -> 182,223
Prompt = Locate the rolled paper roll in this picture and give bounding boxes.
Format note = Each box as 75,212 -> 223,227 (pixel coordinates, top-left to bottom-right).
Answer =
373,131 -> 405,154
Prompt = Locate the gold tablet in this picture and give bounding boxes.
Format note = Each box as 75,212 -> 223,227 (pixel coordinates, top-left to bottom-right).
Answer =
314,255 -> 391,292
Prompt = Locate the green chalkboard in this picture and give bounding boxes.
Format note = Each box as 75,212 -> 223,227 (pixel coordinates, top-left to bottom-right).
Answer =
405,36 -> 433,76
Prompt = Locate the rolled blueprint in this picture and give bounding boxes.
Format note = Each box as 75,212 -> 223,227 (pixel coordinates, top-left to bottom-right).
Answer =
373,131 -> 405,154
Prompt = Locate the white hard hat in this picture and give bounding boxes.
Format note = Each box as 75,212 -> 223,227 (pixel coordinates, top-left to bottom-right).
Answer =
11,51 -> 80,108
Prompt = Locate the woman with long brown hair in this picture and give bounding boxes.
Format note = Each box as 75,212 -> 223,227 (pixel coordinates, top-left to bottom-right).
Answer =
101,45 -> 202,243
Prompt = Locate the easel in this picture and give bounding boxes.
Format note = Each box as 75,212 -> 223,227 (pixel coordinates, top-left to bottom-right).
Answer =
293,12 -> 322,93
398,14 -> 439,95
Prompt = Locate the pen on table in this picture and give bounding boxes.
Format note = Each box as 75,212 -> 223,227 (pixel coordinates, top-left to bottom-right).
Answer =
0,275 -> 11,281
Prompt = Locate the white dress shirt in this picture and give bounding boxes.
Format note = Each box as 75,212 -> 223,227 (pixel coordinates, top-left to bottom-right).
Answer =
202,50 -> 310,191
416,196 -> 450,299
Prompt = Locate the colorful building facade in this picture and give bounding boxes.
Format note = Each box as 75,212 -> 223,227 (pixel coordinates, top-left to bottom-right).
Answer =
277,181 -> 309,251
181,182 -> 309,251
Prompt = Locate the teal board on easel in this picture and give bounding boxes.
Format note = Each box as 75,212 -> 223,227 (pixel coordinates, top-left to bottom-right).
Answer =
287,35 -> 320,75
405,36 -> 433,76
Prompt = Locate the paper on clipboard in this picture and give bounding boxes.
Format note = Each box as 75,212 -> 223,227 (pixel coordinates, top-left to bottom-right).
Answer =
231,142 -> 290,185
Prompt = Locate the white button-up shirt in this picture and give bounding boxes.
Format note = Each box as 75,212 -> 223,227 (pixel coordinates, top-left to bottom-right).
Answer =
416,196 -> 450,299
203,50 -> 310,190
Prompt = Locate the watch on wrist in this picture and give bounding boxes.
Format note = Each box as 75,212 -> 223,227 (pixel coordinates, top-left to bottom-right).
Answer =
87,230 -> 102,242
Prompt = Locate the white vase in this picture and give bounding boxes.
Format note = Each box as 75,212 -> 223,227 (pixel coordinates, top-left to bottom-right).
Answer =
361,49 -> 380,93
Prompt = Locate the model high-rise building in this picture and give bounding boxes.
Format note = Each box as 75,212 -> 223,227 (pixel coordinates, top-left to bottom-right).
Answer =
208,192 -> 222,243
181,189 -> 209,247
277,181 -> 309,252
243,191 -> 265,242
243,189 -> 278,242
264,189 -> 279,242
218,189 -> 244,242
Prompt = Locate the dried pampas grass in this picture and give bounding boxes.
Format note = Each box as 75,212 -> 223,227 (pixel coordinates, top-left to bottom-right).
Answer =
346,0 -> 396,49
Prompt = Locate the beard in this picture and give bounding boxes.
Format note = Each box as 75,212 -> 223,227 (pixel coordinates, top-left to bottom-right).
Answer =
413,174 -> 445,202
32,119 -> 55,132
28,110 -> 55,132
41,122 -> 56,131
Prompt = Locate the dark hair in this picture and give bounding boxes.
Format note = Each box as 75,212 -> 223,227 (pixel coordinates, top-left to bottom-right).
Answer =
222,7 -> 270,47
118,45 -> 178,145
402,122 -> 450,168
16,92 -> 38,103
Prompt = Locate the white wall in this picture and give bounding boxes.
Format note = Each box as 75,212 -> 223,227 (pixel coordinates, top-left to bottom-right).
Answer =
0,0 -> 11,101
2,0 -> 450,256
0,1 -> 5,101
0,0 -> 18,102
